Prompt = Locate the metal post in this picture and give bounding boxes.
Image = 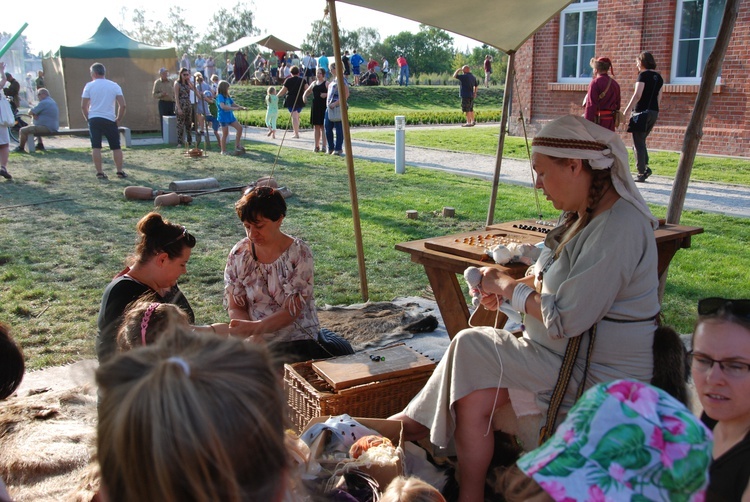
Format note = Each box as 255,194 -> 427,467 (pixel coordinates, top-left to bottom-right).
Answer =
395,115 -> 405,174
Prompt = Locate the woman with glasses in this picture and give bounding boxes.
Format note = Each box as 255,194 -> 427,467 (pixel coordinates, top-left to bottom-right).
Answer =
173,67 -> 194,148
96,212 -> 198,363
224,187 -> 352,364
690,297 -> 750,501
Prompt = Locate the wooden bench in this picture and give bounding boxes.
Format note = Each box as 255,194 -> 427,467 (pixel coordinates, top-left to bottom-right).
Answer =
25,127 -> 132,153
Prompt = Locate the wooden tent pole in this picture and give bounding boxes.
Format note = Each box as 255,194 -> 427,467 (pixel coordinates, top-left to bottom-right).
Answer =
486,51 -> 515,226
328,0 -> 370,301
659,0 -> 739,300
666,0 -> 739,224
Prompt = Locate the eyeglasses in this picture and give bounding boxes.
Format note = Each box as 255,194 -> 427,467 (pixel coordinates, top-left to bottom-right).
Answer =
687,351 -> 750,378
698,297 -> 750,319
161,226 -> 189,250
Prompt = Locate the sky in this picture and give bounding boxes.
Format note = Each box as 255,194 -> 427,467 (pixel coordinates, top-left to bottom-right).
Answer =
2,0 -> 481,55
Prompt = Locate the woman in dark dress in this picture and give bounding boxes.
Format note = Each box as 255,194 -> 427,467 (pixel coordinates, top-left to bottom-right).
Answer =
234,51 -> 249,82
276,66 -> 308,139
303,67 -> 328,152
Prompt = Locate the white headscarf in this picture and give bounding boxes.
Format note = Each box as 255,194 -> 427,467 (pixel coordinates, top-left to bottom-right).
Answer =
532,115 -> 658,229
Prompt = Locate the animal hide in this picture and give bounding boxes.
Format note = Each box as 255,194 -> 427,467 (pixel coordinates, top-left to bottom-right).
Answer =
317,301 -> 438,351
0,385 -> 100,501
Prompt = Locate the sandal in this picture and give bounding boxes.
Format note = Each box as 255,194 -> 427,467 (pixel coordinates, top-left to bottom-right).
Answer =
116,171 -> 128,178
96,172 -> 108,180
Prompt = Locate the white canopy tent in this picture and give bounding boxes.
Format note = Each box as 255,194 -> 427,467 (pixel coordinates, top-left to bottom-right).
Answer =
213,34 -> 302,53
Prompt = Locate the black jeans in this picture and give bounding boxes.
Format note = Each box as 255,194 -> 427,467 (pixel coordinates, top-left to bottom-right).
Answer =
158,100 -> 175,133
631,110 -> 659,175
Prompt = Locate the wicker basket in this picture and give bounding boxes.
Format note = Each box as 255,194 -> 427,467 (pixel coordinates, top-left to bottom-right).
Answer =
284,356 -> 434,433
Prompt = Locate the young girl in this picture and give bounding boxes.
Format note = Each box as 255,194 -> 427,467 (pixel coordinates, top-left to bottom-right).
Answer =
265,86 -> 278,139
215,80 -> 246,155
116,300 -> 228,352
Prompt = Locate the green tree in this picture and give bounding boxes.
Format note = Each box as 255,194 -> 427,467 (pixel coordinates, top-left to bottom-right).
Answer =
204,2 -> 259,49
377,25 -> 454,76
301,19 -> 335,56
165,7 -> 196,56
119,8 -> 168,47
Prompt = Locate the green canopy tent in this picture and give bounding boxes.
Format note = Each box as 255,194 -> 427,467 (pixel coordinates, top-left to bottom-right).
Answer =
43,18 -> 176,130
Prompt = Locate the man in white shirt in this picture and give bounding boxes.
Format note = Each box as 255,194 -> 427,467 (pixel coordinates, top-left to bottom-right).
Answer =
81,63 -> 127,179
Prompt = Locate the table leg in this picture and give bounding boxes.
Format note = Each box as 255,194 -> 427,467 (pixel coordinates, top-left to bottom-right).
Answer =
423,265 -> 470,338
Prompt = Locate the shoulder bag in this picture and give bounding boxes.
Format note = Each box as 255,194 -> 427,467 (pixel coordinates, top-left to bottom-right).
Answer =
327,104 -> 342,122
0,98 -> 15,128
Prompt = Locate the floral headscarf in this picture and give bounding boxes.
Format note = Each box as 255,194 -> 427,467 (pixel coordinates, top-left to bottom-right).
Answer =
517,380 -> 712,501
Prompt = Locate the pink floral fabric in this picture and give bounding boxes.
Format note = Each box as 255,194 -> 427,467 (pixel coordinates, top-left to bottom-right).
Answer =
224,237 -> 320,342
517,379 -> 712,501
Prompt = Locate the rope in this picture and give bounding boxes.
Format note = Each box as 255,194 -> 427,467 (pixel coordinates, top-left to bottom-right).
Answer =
512,64 -> 543,220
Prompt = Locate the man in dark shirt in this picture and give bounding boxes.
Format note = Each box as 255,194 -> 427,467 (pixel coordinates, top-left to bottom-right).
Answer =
453,65 -> 478,126
3,72 -> 20,113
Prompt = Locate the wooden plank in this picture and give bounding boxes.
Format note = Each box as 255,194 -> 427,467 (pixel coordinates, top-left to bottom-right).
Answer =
311,345 -> 435,391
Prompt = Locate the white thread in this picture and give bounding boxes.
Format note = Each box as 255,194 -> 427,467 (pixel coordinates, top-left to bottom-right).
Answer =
166,356 -> 191,377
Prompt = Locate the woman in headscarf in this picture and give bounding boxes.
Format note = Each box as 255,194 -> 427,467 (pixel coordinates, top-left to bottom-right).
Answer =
391,115 -> 660,502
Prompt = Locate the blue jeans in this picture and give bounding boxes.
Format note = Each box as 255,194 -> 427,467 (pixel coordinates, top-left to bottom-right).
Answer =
399,65 -> 409,86
324,111 -> 343,152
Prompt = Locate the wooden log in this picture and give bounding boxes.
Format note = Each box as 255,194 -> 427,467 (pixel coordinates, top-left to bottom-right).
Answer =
168,177 -> 219,192
443,207 -> 455,218
406,210 -> 418,220
124,186 -> 158,200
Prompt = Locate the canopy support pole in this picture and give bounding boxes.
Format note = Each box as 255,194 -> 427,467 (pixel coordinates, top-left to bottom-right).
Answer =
486,51 -> 515,226
329,0 -> 369,301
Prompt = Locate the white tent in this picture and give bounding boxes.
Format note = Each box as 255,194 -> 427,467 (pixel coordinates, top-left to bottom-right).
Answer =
214,35 -> 302,53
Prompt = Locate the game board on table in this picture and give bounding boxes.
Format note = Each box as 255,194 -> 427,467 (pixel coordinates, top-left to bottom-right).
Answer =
424,229 -> 544,262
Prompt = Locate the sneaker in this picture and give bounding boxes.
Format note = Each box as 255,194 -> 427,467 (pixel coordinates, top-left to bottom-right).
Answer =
13,146 -> 25,153
0,167 -> 11,180
333,150 -> 343,156
634,174 -> 647,183
645,167 -> 653,179
35,143 -> 45,151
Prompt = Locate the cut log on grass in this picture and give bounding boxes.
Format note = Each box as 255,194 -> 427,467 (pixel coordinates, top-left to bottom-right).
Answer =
168,177 -> 219,192
123,186 -> 161,200
154,193 -> 193,207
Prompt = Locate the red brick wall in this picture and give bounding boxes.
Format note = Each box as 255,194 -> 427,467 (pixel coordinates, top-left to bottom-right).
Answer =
511,0 -> 749,157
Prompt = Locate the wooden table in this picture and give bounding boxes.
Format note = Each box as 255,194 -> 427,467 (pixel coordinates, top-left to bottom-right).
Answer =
395,219 -> 703,338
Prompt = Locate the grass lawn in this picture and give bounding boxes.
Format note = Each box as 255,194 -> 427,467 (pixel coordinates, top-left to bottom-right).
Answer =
1,137 -> 748,370
349,127 -> 750,186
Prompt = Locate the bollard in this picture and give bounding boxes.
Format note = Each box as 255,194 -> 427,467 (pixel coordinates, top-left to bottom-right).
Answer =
395,115 -> 405,174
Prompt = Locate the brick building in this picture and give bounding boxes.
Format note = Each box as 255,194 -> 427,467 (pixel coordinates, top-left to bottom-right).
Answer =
510,0 -> 748,157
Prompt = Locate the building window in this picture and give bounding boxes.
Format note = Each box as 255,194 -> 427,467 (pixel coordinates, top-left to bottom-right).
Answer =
672,0 -> 727,82
558,0 -> 598,83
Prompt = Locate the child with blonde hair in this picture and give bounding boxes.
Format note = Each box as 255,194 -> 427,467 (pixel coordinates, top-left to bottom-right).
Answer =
96,328 -> 298,502
265,86 -> 278,139
380,476 -> 446,502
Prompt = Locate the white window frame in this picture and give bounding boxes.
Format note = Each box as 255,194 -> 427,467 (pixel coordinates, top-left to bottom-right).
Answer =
671,0 -> 726,84
557,0 -> 598,84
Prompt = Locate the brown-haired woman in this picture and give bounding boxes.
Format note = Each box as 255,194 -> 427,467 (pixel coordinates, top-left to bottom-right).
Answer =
690,297 -> 750,501
224,186 -> 352,364
622,51 -> 663,182
173,67 -> 194,148
584,57 -> 620,132
96,212 -> 196,363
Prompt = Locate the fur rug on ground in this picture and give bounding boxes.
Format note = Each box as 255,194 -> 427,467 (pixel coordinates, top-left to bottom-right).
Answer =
318,300 -> 439,351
